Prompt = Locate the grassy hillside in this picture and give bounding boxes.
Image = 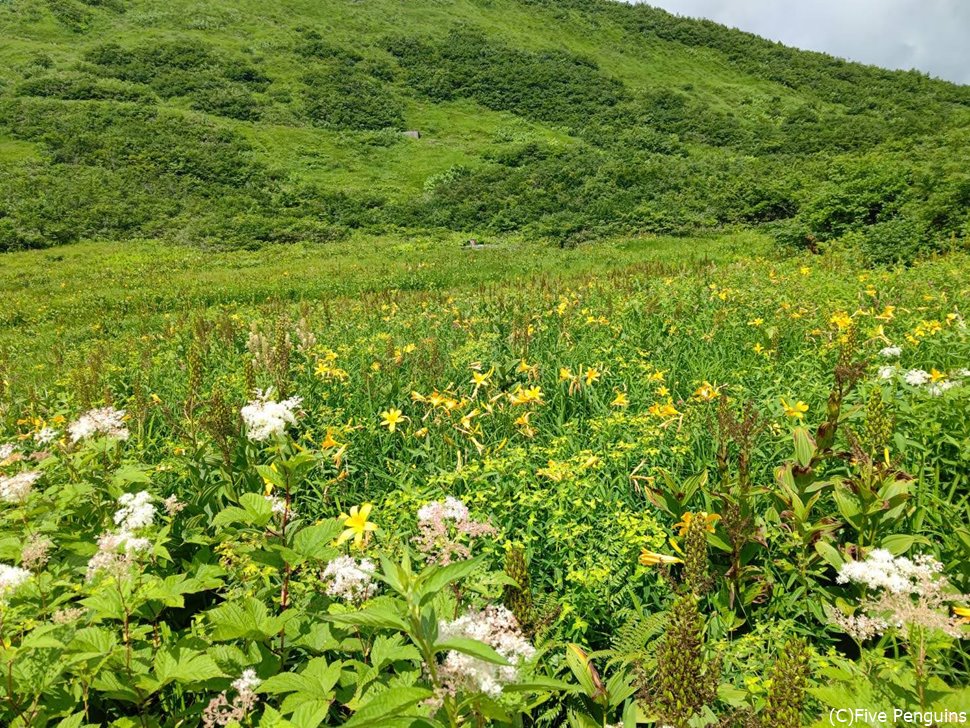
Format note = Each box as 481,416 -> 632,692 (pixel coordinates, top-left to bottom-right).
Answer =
1,0 -> 969,260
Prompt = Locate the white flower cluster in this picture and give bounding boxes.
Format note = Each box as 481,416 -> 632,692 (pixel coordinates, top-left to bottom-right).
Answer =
69,407 -> 129,443
878,365 -> 896,380
231,669 -> 261,697
87,491 -> 155,580
833,550 -> 968,641
926,381 -> 959,397
0,563 -> 31,603
882,367 -> 966,395
34,427 -> 58,445
903,369 -> 930,386
879,346 -> 902,358
322,555 -> 377,603
437,605 -> 536,697
0,443 -> 15,461
0,470 -> 41,503
240,391 -> 302,441
837,549 -> 942,594
114,491 -> 156,531
417,495 -> 469,523
264,494 -> 294,519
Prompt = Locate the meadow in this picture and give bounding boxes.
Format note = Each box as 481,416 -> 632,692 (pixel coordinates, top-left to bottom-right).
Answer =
2,0 -> 970,724
1,233 -> 969,727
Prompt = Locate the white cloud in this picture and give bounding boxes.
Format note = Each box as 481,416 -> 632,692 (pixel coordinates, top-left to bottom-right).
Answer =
627,0 -> 970,84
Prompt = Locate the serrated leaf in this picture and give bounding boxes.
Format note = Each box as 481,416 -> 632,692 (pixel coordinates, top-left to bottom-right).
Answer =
342,686 -> 432,727
153,646 -> 225,687
292,521 -> 342,561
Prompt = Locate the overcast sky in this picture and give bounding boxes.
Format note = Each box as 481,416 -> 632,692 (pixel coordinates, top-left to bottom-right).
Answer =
629,1 -> 970,85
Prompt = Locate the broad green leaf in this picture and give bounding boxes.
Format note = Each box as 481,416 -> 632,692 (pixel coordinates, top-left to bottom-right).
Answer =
111,464 -> 152,487
342,686 -> 432,727
289,698 -> 333,728
371,634 -> 421,670
153,646 -> 225,687
241,492 -> 274,525
327,601 -> 409,632
417,557 -> 481,601
881,533 -> 928,554
259,706 -> 297,728
793,427 -> 816,468
434,637 -> 509,665
814,541 -> 844,569
208,596 -> 288,641
292,520 -> 342,561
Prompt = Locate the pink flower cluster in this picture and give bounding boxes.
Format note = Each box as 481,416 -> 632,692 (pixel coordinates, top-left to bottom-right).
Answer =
414,496 -> 496,565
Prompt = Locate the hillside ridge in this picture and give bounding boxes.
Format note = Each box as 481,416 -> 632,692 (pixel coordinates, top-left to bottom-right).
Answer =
0,0 -> 968,261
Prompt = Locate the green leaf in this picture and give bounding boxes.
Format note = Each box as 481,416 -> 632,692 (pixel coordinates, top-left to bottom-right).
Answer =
212,505 -> 250,527
417,557 -> 481,602
342,687 -> 432,727
241,492 -> 274,525
434,637 -> 509,665
793,427 -> 816,468
257,464 -> 286,489
504,676 -> 576,693
814,541 -> 844,569
111,464 -> 152,487
259,706 -> 297,728
565,644 -> 603,701
881,534 -> 928,554
371,634 -> 421,670
152,646 -> 225,687
289,699 -> 332,728
292,520 -> 342,561
678,470 -> 708,504
208,596 -> 288,641
327,601 -> 409,632
832,486 -> 862,528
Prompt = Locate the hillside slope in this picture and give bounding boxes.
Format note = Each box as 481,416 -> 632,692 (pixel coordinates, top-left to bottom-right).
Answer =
1,0 -> 968,260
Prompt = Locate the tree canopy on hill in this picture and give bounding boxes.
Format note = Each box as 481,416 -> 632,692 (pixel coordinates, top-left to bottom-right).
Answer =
0,0 -> 967,262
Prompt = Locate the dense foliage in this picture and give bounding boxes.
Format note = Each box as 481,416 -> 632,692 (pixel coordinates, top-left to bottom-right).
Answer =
1,236 -> 969,725
1,0 -> 969,259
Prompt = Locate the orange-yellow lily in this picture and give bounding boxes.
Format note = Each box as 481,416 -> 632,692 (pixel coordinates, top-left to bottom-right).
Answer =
674,511 -> 720,537
639,549 -> 683,567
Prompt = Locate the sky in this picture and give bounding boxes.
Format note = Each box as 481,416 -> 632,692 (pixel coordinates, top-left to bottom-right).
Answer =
629,1 -> 970,85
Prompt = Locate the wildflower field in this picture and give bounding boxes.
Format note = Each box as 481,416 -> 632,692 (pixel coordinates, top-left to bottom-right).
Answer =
1,232 -> 968,727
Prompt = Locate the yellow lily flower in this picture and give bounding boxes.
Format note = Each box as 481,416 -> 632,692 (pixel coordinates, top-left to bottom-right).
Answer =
380,408 -> 406,432
337,504 -> 377,548
780,398 -> 808,419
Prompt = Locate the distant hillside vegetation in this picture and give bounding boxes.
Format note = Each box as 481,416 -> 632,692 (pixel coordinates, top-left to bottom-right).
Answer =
1,0 -> 968,262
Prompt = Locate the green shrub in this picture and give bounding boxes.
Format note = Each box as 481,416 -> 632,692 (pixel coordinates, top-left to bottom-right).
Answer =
387,28 -> 625,127
302,66 -> 403,131
16,71 -> 156,103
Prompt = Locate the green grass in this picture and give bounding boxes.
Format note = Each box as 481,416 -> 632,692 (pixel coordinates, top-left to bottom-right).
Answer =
0,231 -> 764,379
